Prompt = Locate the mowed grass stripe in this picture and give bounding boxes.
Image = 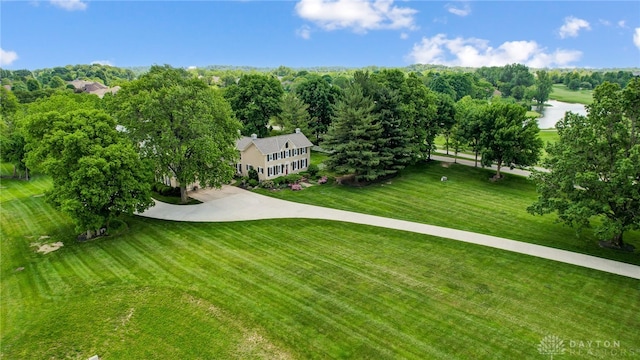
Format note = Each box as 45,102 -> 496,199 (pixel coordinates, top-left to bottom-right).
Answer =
178,224 -> 398,356
258,162 -> 639,264
177,222 -> 449,358
170,222 -> 544,358
3,169 -> 640,358
223,228 -> 444,358
4,217 -> 639,358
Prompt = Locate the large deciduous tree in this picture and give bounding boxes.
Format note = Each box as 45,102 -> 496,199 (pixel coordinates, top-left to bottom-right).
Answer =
479,102 -> 543,178
224,73 -> 283,138
453,96 -> 487,167
0,87 -> 28,179
295,75 -> 341,142
534,70 -> 553,108
528,80 -> 640,249
403,74 -> 438,162
112,65 -> 242,203
434,93 -> 456,155
23,110 -> 154,239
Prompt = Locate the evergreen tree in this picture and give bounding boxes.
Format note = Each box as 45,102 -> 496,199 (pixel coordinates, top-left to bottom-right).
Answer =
274,92 -> 311,135
373,84 -> 411,176
324,85 -> 384,183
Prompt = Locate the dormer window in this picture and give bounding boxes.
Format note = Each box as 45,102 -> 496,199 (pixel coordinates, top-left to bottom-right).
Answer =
285,142 -> 289,148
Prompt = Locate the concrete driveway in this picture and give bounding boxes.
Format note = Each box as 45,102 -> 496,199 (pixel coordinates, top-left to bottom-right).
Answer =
139,185 -> 640,280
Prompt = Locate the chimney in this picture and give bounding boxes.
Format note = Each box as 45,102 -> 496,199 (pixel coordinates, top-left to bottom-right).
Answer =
295,128 -> 301,134
251,133 -> 257,140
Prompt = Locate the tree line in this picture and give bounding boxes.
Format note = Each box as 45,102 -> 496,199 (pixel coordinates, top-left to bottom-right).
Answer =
1,64 -> 637,248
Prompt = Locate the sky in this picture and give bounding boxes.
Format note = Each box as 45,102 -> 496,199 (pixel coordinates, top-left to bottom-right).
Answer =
1,0 -> 639,70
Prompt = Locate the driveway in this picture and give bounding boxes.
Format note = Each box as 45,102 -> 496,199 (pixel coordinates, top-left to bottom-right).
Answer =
139,185 -> 640,280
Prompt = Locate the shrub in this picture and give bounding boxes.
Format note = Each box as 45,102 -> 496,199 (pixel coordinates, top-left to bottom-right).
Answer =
153,183 -> 180,196
272,177 -> 285,186
307,163 -> 319,177
248,179 -> 259,187
580,81 -> 593,90
260,180 -> 275,189
248,168 -> 259,182
284,173 -> 302,184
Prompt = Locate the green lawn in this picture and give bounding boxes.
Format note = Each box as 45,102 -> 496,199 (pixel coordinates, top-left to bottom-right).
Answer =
549,84 -> 594,105
538,129 -> 559,146
1,172 -> 639,359
259,162 -> 639,265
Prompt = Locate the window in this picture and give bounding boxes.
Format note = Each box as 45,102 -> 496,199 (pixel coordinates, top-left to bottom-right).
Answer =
285,142 -> 289,148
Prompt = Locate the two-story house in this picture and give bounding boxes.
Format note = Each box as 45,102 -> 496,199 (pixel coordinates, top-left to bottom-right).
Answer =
236,129 -> 314,181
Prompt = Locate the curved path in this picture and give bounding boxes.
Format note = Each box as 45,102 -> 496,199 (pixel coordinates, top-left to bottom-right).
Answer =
139,185 -> 640,280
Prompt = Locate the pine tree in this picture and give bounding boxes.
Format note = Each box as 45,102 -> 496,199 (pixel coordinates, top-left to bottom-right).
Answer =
374,86 -> 411,176
324,85 -> 384,183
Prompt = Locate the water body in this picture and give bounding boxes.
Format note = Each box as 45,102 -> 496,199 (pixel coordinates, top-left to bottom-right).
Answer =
536,100 -> 587,129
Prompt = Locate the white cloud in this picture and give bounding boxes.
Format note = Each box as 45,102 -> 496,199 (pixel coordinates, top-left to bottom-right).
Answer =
295,0 -> 418,33
599,19 -> 611,26
634,28 -> 640,50
50,0 -> 87,11
558,16 -> 590,38
446,3 -> 471,17
0,48 -> 19,66
296,25 -> 312,40
406,34 -> 582,68
618,20 -> 627,28
91,60 -> 113,66
400,32 -> 408,40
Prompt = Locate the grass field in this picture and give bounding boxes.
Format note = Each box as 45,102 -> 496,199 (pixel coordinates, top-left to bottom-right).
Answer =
538,129 -> 559,147
549,84 -> 593,105
262,160 -> 639,265
2,170 -> 639,359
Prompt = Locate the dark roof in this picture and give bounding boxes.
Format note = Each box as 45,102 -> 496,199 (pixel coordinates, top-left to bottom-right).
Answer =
236,131 -> 313,155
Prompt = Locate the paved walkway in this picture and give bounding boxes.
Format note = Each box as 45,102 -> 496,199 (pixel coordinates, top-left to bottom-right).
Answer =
432,151 -> 549,177
139,186 -> 640,280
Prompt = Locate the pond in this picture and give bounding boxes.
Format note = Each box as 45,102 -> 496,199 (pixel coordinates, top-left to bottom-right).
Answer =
536,100 -> 587,129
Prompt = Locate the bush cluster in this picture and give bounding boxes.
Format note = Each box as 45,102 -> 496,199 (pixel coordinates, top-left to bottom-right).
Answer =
153,183 -> 181,197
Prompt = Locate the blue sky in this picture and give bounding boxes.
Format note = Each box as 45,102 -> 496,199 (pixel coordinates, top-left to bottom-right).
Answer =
1,0 -> 639,70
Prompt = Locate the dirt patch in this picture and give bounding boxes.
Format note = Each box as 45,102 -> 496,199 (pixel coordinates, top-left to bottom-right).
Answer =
115,308 -> 135,330
441,161 -> 452,168
32,194 -> 45,198
38,235 -> 50,241
30,241 -> 64,254
15,267 -> 25,272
